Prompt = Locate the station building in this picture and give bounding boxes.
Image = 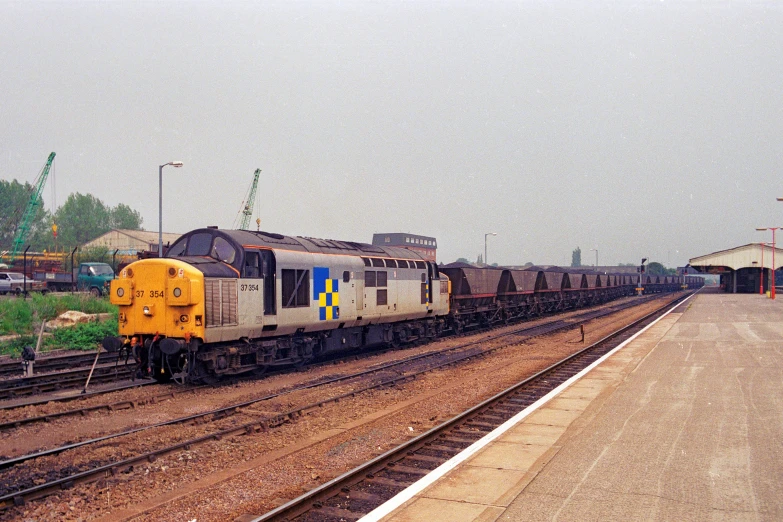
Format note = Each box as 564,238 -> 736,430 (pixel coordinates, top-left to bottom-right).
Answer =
372,233 -> 437,262
688,243 -> 783,293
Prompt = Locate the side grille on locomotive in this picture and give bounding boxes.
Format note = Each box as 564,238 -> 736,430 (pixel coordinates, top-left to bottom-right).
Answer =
205,279 -> 238,327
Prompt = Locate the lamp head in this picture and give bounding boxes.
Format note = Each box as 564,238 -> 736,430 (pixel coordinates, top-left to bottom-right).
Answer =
171,161 -> 184,167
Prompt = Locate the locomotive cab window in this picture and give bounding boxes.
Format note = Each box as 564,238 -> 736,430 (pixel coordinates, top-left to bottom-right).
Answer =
186,232 -> 213,256
167,238 -> 187,257
211,237 -> 236,264
343,271 -> 350,283
244,251 -> 260,278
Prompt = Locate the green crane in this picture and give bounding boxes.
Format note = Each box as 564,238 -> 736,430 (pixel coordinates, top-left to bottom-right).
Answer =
234,168 -> 261,230
9,152 -> 55,262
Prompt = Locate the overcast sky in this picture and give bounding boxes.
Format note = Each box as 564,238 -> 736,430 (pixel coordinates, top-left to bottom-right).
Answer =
1,0 -> 781,267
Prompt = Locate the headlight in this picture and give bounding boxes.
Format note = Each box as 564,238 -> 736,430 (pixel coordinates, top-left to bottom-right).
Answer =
143,305 -> 152,316
173,287 -> 182,297
117,287 -> 125,297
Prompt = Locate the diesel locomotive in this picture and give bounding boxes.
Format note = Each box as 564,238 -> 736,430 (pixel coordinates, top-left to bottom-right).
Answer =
103,227 -> 450,382
102,227 -> 701,382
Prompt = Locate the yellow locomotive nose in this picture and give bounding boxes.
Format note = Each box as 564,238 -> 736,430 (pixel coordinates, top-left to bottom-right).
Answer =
111,259 -> 204,340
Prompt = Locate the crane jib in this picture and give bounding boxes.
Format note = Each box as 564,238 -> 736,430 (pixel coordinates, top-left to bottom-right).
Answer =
9,152 -> 56,263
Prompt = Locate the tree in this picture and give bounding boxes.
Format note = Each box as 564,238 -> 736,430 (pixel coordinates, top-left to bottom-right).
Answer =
647,261 -> 676,276
110,203 -> 143,230
477,254 -> 484,265
52,193 -> 112,248
0,179 -> 49,251
455,257 -> 470,264
571,247 -> 582,267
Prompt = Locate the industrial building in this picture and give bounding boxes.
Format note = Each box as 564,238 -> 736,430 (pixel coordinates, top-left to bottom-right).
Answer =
81,229 -> 182,256
372,233 -> 437,262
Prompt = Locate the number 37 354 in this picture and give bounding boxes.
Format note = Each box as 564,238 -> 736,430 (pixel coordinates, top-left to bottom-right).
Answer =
135,290 -> 164,298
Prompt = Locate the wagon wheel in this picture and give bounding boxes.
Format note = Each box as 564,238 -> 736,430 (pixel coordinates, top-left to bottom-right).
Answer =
452,320 -> 464,335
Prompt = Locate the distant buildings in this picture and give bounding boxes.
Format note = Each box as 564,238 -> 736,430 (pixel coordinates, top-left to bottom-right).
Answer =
372,233 -> 437,262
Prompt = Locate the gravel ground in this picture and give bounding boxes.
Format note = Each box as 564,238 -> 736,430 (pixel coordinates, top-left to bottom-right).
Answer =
1,294 -> 680,521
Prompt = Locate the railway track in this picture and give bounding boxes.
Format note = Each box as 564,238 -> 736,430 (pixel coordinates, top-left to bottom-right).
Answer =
0,350 -> 120,379
0,363 -> 135,401
236,292 -> 694,522
0,291 -> 687,511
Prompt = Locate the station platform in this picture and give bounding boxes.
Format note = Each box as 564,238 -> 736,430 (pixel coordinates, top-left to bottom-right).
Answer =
362,289 -> 783,521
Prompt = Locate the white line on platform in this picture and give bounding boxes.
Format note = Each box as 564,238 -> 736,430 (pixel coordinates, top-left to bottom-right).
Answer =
358,294 -> 695,522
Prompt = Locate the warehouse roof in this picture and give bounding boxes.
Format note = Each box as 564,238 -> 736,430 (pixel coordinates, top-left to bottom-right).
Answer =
82,229 -> 183,253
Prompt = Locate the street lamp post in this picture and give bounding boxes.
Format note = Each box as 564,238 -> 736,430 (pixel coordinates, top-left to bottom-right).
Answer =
484,232 -> 496,266
760,242 -> 765,295
159,161 -> 184,257
590,247 -> 598,267
756,228 -> 780,299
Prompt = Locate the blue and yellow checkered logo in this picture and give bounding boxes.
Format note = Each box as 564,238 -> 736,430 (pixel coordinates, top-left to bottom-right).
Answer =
313,267 -> 339,320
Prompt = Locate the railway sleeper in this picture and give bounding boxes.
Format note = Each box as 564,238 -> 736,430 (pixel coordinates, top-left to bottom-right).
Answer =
339,489 -> 383,503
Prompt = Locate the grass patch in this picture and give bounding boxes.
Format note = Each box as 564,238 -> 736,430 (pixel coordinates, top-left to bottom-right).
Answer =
0,293 -> 118,357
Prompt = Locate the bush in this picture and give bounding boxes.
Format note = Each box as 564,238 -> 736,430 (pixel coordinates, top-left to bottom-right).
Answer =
0,293 -> 116,336
0,335 -> 37,357
0,293 -> 118,356
49,317 -> 119,351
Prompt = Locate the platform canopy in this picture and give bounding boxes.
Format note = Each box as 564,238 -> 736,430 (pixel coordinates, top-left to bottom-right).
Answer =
688,243 -> 783,274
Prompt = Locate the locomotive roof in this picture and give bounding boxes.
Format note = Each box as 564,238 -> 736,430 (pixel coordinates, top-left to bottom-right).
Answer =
181,228 -> 428,261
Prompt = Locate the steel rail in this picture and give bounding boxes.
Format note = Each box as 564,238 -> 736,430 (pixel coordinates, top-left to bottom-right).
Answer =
0,364 -> 134,400
0,381 -> 148,412
0,351 -> 120,378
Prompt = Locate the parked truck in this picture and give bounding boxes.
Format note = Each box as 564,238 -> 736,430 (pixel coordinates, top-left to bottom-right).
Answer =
33,262 -> 115,296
